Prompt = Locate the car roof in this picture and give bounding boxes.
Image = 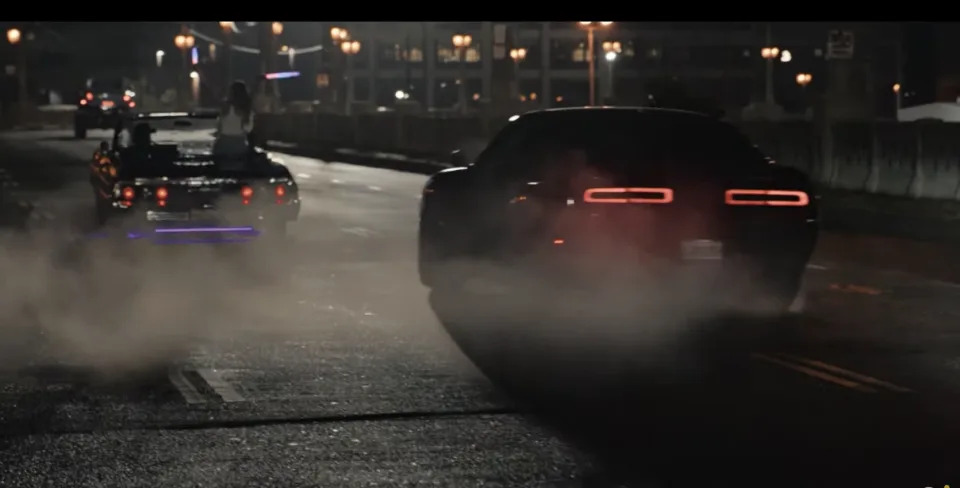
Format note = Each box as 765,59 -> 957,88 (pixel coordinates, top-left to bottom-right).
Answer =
518,106 -> 713,120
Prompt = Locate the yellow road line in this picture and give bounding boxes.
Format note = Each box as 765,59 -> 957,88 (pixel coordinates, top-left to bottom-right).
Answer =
751,353 -> 877,393
776,353 -> 914,393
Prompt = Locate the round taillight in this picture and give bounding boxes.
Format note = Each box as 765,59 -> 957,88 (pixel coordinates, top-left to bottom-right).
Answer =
85,92 -> 93,101
241,186 -> 254,198
156,187 -> 168,200
122,187 -> 135,200
275,185 -> 286,197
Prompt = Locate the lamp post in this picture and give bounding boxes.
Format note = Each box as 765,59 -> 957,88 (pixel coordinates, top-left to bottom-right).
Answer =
577,22 -> 612,106
219,22 -> 234,87
452,34 -> 472,114
341,40 -> 361,116
7,28 -> 27,113
601,41 -> 621,102
509,47 -> 527,102
174,31 -> 195,109
760,45 -> 780,105
330,27 -> 349,106
892,82 -> 902,116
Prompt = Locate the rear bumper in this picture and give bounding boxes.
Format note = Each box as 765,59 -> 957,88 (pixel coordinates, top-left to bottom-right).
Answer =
100,200 -> 299,242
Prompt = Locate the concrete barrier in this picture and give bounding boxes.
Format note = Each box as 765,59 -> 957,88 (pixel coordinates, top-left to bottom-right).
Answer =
258,112 -> 960,201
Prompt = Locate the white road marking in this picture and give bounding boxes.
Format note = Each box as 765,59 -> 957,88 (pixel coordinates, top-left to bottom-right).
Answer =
195,368 -> 245,402
806,263 -> 828,270
296,173 -> 311,179
341,226 -> 375,237
331,179 -> 343,184
168,367 -> 206,405
367,185 -> 382,191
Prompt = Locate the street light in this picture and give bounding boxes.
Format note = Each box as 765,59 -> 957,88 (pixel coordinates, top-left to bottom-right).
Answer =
272,22 -> 283,36
893,83 -> 902,113
577,22 -> 613,106
341,40 -> 361,116
760,45 -> 779,105
174,32 -> 195,109
331,27 -> 349,44
509,48 -> 527,101
601,41 -> 621,102
795,73 -> 812,86
219,22 -> 234,87
7,27 -> 26,112
452,34 -> 473,114
7,28 -> 21,45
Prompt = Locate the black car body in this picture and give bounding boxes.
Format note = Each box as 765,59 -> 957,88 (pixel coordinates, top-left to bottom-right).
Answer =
75,78 -> 135,139
418,107 -> 819,312
89,110 -> 300,244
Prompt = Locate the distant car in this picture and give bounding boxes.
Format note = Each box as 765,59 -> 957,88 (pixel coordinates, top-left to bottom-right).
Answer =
74,78 -> 136,139
88,110 -> 300,244
417,107 -> 819,313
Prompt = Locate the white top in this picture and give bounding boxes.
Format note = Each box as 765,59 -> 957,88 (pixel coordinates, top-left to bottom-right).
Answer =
218,106 -> 254,137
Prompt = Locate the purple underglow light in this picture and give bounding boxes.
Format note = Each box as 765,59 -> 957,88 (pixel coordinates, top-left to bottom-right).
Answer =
154,226 -> 256,234
154,237 -> 256,245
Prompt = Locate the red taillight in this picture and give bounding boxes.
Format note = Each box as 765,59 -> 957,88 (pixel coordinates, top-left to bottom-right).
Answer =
724,189 -> 809,207
156,186 -> 168,201
275,185 -> 286,197
128,101 -> 136,108
241,186 -> 254,198
121,186 -> 135,200
583,187 -> 674,204
85,92 -> 93,101
79,99 -> 88,106
122,95 -> 131,102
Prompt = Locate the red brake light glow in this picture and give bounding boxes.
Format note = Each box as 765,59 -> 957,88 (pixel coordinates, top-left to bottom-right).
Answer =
121,186 -> 135,200
79,99 -> 88,105
155,186 -> 168,200
241,186 -> 254,198
583,187 -> 674,204
724,189 -> 809,207
85,92 -> 93,101
275,185 -> 286,197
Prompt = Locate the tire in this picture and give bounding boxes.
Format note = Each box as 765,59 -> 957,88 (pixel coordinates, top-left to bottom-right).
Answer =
757,260 -> 807,316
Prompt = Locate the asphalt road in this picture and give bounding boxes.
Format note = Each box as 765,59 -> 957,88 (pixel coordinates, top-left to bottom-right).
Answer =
1,129 -> 960,487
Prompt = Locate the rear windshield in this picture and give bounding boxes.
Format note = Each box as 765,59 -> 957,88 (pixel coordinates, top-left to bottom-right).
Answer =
90,78 -> 124,93
522,111 -> 764,175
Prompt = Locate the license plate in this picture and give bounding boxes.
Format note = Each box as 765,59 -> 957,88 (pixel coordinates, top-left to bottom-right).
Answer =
146,211 -> 189,222
681,239 -> 723,261
190,209 -> 221,221
101,100 -> 115,109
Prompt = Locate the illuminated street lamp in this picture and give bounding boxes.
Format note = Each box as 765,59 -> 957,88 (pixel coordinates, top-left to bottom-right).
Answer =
452,34 -> 473,114
577,22 -> 613,106
509,48 -> 527,101
341,40 -> 361,116
272,22 -> 283,36
795,73 -> 812,87
601,41 -> 621,101
6,28 -> 21,45
331,27 -> 349,44
218,22 -> 234,86
174,31 -> 195,109
7,27 -> 27,110
155,50 -> 165,67
893,82 -> 902,113
760,45 -> 779,105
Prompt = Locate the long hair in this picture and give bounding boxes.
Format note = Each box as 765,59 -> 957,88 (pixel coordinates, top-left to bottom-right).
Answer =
224,80 -> 252,124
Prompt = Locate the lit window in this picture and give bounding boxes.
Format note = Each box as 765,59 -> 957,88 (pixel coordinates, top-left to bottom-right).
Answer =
406,48 -> 423,62
572,43 -> 587,62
